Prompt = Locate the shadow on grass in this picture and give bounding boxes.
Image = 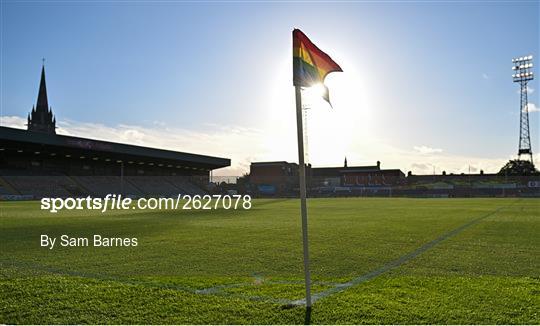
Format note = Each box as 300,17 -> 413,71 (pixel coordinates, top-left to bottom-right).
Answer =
304,307 -> 312,325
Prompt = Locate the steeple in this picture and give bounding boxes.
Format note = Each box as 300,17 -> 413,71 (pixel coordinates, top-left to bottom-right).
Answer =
28,63 -> 56,134
344,156 -> 348,168
36,65 -> 49,111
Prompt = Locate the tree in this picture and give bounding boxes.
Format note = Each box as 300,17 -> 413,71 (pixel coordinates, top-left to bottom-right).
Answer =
498,160 -> 539,176
236,173 -> 251,193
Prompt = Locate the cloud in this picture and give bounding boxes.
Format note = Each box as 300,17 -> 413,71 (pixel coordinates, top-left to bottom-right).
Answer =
408,162 -> 479,175
482,73 -> 489,80
523,103 -> 539,113
410,163 -> 432,174
413,145 -> 443,154
0,116 -> 27,128
407,157 -> 505,175
517,86 -> 535,94
343,137 -> 510,175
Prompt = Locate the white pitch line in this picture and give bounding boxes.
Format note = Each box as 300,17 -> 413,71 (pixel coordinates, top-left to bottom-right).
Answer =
290,203 -> 513,306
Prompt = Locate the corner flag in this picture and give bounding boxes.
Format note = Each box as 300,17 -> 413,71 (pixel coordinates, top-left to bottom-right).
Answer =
292,29 -> 342,309
293,29 -> 342,104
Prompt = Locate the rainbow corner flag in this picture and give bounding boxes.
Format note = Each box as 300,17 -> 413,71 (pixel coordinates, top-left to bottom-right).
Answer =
293,28 -> 342,104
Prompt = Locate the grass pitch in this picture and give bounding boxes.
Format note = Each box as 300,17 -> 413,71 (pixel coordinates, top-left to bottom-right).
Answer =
1,198 -> 539,324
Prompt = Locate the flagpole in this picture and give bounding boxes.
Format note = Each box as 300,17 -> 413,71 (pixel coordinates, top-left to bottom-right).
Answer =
295,85 -> 312,308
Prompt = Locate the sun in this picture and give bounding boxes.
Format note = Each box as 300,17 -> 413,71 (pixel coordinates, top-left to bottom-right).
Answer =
302,83 -> 327,107
260,57 -> 374,165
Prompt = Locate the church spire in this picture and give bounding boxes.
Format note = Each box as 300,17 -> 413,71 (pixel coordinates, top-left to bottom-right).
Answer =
28,62 -> 56,134
36,64 -> 49,111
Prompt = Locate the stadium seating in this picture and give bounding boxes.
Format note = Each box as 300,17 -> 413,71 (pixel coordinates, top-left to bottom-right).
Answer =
2,175 -> 77,198
167,176 -> 207,196
0,177 -> 18,195
125,176 -> 182,197
71,176 -> 143,197
0,171 -> 211,199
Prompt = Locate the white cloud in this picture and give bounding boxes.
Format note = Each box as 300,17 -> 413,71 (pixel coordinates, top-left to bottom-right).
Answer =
407,154 -> 506,175
517,86 -> 535,94
523,103 -> 539,113
413,145 -> 443,154
410,163 -> 432,174
341,137 -> 511,175
0,116 -> 27,128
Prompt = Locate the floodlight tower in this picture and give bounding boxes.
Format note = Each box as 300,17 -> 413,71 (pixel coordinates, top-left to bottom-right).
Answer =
512,55 -> 534,164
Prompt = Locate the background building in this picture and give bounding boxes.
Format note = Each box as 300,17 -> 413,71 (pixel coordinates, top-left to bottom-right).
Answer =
249,159 -> 406,196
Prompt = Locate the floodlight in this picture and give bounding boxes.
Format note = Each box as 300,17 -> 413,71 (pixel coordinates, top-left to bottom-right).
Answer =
512,54 -> 534,163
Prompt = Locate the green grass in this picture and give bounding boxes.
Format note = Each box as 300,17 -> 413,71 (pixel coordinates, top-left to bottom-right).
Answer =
1,198 -> 538,324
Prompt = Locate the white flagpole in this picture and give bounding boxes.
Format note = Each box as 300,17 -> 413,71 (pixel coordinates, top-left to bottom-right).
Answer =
295,85 -> 312,308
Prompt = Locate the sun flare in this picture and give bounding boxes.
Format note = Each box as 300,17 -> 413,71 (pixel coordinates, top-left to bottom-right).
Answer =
302,83 -> 327,104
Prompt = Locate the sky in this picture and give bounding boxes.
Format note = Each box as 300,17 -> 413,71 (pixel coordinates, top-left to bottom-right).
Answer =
1,1 -> 539,176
